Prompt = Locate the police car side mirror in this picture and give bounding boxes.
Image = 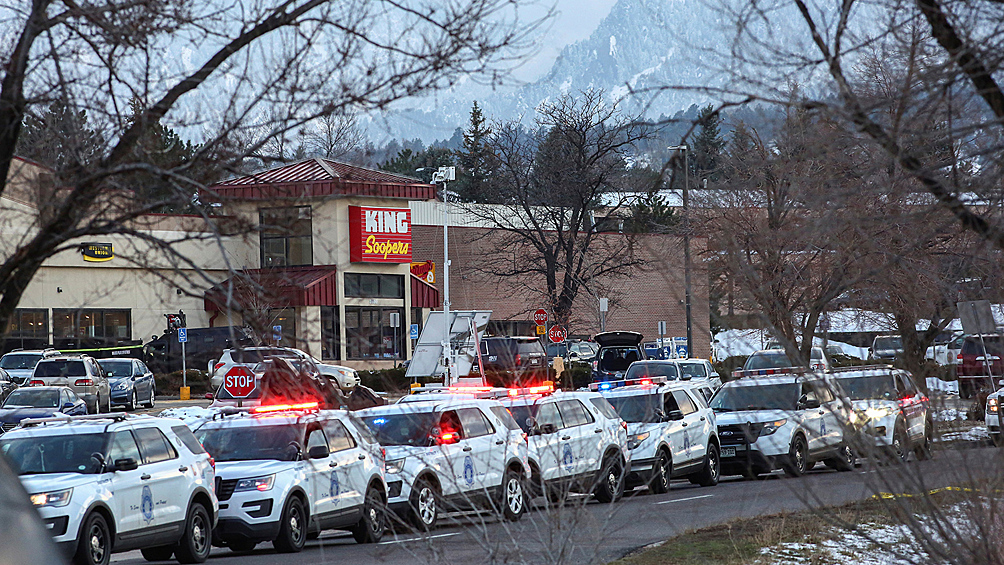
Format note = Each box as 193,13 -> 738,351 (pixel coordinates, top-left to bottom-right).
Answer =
666,410 -> 684,421
107,372 -> 114,378
681,375 -> 692,381
538,423 -> 558,435
61,402 -> 75,411
307,445 -> 329,460
114,458 -> 138,472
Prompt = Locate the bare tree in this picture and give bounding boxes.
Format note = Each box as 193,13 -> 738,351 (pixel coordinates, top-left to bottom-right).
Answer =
304,113 -> 365,161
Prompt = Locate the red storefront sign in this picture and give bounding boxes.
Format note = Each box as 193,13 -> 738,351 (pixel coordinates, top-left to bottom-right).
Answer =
410,261 -> 435,283
348,206 -> 413,263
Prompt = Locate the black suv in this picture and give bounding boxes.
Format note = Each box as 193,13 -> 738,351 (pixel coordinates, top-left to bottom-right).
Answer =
471,336 -> 548,386
592,331 -> 646,382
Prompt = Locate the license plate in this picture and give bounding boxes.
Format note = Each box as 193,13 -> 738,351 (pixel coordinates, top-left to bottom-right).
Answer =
721,446 -> 737,458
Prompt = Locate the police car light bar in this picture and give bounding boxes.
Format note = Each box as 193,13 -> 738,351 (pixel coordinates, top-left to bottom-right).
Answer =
507,382 -> 555,397
21,413 -> 130,427
588,376 -> 668,391
731,367 -> 807,379
251,402 -> 320,414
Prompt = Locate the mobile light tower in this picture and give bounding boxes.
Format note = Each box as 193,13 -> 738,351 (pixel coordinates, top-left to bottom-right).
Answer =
432,166 -> 456,384
668,144 -> 693,358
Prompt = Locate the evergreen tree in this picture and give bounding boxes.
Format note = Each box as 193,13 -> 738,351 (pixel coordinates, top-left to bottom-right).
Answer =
122,98 -> 202,211
692,104 -> 726,184
379,146 -> 453,183
455,101 -> 495,202
15,99 -> 103,175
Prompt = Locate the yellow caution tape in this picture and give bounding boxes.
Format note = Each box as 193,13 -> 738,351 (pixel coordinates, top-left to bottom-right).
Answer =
871,486 -> 1004,500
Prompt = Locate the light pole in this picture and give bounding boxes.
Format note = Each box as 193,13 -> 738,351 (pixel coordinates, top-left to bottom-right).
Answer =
668,145 -> 693,358
431,166 -> 456,384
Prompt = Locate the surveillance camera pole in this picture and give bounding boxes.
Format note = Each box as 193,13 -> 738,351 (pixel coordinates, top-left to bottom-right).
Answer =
433,166 -> 456,385
669,145 -> 693,357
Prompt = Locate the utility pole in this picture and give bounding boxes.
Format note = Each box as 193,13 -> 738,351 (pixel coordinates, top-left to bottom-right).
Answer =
669,145 -> 693,357
432,166 -> 456,384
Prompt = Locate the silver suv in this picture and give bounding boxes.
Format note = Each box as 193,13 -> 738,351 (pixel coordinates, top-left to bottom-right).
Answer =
211,347 -> 360,392
0,349 -> 60,385
30,356 -> 111,414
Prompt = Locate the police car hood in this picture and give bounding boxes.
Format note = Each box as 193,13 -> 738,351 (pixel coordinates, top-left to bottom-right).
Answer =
215,459 -> 297,479
381,444 -> 435,461
849,399 -> 897,411
21,472 -> 102,493
714,409 -> 791,426
626,421 -> 663,436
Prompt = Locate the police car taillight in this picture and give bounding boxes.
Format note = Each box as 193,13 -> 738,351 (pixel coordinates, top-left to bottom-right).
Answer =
251,401 -> 320,413
74,378 -> 94,386
208,456 -> 215,470
214,362 -> 225,372
28,379 -> 44,386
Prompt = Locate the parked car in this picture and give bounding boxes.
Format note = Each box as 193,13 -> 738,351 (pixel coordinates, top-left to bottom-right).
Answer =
0,349 -> 60,385
471,336 -> 548,386
870,335 -> 904,361
211,347 -> 359,392
0,387 -> 87,433
956,334 -> 1004,398
28,355 -> 111,413
99,358 -> 156,411
592,331 -> 646,382
0,368 -> 17,404
546,341 -> 598,364
735,348 -> 829,377
145,325 -> 254,375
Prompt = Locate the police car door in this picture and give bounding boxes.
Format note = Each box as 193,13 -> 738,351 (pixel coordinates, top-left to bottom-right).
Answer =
305,423 -> 334,519
105,430 -> 147,534
661,392 -> 689,467
798,383 -> 826,453
133,426 -> 188,527
813,381 -> 843,449
529,401 -> 565,483
896,373 -> 925,442
457,407 -> 498,493
323,419 -> 366,512
435,410 -> 470,497
555,399 -> 595,478
672,390 -> 707,466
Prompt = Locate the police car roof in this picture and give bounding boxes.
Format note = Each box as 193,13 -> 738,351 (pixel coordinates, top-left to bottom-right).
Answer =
829,366 -> 896,379
501,389 -> 594,405
724,374 -> 818,386
2,414 -> 165,437
361,397 -> 495,414
599,380 -> 697,397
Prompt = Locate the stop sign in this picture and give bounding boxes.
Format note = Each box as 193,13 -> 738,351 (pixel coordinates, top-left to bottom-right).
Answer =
533,309 -> 548,325
223,366 -> 257,398
548,325 -> 567,343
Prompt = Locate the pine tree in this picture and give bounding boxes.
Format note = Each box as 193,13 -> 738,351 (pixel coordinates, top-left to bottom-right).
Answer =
693,104 -> 726,184
15,99 -> 103,174
455,101 -> 495,202
123,98 -> 202,211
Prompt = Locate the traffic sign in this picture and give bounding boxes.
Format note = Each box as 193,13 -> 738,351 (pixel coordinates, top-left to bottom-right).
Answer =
536,325 -> 546,336
533,309 -> 548,325
409,324 -> 420,340
272,325 -> 282,342
177,327 -> 187,343
222,367 -> 256,398
548,325 -> 567,343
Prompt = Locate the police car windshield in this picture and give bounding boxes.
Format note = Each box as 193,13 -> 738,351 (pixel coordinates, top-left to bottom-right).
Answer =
625,363 -> 679,380
607,394 -> 663,423
100,361 -> 133,378
836,375 -> 896,401
0,354 -> 41,370
196,424 -> 304,461
1,433 -> 106,475
710,383 -> 799,412
361,412 -> 439,446
3,389 -> 59,408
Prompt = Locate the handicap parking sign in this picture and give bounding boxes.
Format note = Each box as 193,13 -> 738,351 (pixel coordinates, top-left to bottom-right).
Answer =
409,323 -> 419,340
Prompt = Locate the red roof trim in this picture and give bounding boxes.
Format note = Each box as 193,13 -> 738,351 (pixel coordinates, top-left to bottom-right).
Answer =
410,275 -> 441,308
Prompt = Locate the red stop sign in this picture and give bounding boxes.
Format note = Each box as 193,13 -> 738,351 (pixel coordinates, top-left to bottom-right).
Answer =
533,309 -> 548,325
223,366 -> 257,398
548,325 -> 567,343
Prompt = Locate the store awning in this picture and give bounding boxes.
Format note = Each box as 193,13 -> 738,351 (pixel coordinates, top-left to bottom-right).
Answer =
205,266 -> 338,312
411,275 -> 441,308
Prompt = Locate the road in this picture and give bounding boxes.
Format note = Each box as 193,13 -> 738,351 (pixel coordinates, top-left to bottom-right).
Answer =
111,445 -> 1002,565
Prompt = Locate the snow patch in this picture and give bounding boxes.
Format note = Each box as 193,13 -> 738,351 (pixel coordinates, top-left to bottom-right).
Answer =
933,408 -> 967,422
927,378 -> 960,396
609,35 -> 617,57
158,406 -> 221,427
936,426 -> 989,443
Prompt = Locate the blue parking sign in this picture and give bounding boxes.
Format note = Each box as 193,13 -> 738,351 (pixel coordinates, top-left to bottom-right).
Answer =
272,325 -> 282,342
177,328 -> 187,343
409,324 -> 419,340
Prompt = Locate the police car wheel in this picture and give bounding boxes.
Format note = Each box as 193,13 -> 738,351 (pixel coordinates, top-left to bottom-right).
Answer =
650,450 -> 671,494
501,469 -> 525,521
74,512 -> 111,565
593,455 -> 624,503
175,502 -> 211,563
140,545 -> 174,561
410,480 -> 439,531
691,443 -> 720,487
783,436 -> 808,477
915,421 -> 933,460
887,422 -> 909,464
351,487 -> 386,543
274,497 -> 307,553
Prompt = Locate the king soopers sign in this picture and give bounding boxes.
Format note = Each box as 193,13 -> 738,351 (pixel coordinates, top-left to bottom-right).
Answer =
348,206 -> 412,263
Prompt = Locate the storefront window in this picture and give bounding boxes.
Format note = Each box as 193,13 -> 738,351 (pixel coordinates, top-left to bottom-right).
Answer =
345,307 -> 404,359
344,274 -> 404,298
321,307 -> 340,360
267,308 -> 297,345
52,309 -> 131,348
260,206 -> 312,267
3,309 -> 49,349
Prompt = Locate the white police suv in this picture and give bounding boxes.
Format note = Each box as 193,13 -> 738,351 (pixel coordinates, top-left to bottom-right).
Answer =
0,413 -> 217,565
711,372 -> 853,478
192,402 -> 387,553
831,367 -> 932,461
358,397 -> 530,530
988,383 -> 1003,447
593,377 -> 720,493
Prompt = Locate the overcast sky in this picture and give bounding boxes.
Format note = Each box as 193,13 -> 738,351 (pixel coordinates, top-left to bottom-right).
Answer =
512,0 -> 618,81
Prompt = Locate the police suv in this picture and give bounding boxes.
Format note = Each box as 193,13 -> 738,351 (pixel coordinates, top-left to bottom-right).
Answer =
192,403 -> 387,553
404,384 -> 631,503
988,383 -> 1003,447
592,377 -> 720,493
0,413 -> 217,565
711,372 -> 853,478
357,397 -> 530,530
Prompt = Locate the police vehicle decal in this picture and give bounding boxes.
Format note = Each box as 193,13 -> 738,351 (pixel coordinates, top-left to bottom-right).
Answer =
562,443 -> 574,471
141,485 -> 154,523
683,430 -> 691,455
820,418 -> 827,437
463,455 -> 475,485
330,471 -> 340,503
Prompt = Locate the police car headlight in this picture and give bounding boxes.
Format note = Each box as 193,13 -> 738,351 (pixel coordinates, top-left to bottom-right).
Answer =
759,419 -> 787,436
386,458 -> 406,474
864,407 -> 896,420
30,488 -> 72,508
627,432 -> 650,450
235,475 -> 275,492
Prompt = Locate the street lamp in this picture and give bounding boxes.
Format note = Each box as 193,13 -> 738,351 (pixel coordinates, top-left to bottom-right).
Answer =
431,166 -> 456,384
668,145 -> 693,358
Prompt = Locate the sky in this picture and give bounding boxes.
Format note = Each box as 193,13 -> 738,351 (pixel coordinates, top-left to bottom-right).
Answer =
511,0 -> 618,82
